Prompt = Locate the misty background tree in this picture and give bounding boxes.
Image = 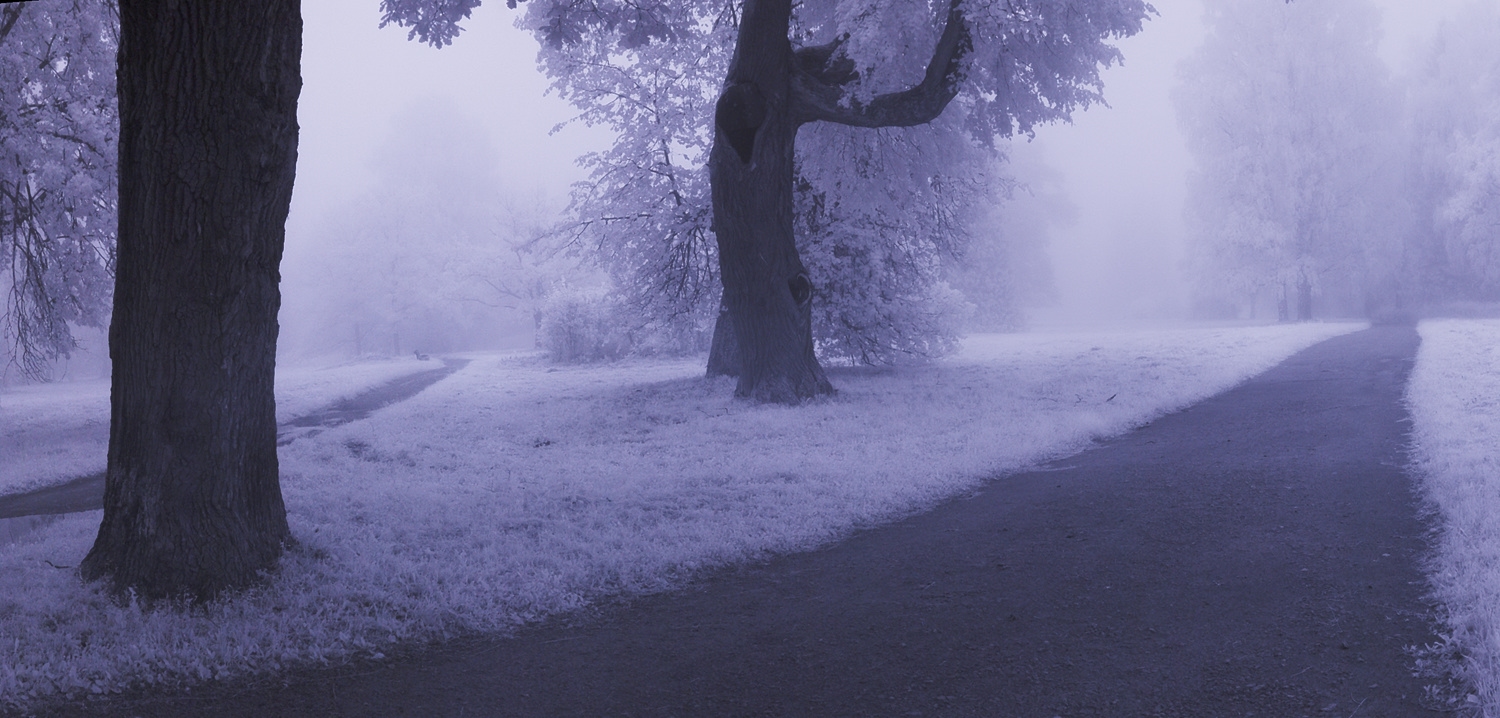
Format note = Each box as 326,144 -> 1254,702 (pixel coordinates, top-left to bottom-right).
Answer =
0,0 -> 116,383
382,0 -> 1153,402
79,1 -> 301,602
279,100 -> 560,360
1404,1 -> 1500,305
1174,0 -> 1404,321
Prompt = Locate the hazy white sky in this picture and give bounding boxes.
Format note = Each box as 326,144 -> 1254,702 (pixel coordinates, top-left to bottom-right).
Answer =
288,0 -> 606,249
287,0 -> 1478,330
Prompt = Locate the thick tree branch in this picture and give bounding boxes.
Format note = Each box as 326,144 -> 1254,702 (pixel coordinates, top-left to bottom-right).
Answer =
793,36 -> 857,86
790,0 -> 970,128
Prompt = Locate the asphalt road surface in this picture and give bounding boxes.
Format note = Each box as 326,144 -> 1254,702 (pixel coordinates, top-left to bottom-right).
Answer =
42,326 -> 1442,717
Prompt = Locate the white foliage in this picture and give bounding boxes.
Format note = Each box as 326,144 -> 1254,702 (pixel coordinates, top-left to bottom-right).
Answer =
0,0 -> 117,380
536,285 -> 631,362
531,0 -> 730,342
795,119 -> 991,362
517,0 -> 1114,363
1439,127 -> 1500,288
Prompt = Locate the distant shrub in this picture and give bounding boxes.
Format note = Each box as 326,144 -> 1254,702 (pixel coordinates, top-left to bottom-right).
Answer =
537,288 -> 630,363
536,282 -> 712,364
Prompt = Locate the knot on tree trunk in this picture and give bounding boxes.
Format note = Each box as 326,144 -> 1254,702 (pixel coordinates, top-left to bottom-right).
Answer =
788,272 -> 811,306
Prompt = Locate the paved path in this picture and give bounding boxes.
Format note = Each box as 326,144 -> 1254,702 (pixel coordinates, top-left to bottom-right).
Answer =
49,327 -> 1439,717
0,358 -> 468,520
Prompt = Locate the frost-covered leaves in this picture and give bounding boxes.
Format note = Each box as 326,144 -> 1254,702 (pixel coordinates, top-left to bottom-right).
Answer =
1440,128 -> 1500,292
533,0 -> 732,348
828,0 -> 1152,140
1174,0 -> 1400,312
0,0 -> 117,380
528,0 -> 1006,363
378,0 -> 483,47
383,0 -> 1148,362
796,121 -> 987,364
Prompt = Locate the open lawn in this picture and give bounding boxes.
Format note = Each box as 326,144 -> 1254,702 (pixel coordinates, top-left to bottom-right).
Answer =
0,355 -> 440,497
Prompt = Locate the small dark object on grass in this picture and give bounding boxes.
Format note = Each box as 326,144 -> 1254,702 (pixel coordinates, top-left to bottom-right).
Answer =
414,350 -> 430,361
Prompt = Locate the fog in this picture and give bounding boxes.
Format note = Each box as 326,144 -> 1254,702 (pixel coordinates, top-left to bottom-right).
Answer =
1026,0 -> 1475,328
275,0 -> 1483,361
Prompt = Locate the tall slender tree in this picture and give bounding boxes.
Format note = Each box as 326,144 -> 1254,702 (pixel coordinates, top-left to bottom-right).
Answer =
79,1 -> 301,602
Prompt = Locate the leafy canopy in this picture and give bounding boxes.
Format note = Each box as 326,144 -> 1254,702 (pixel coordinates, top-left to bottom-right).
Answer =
0,0 -> 117,380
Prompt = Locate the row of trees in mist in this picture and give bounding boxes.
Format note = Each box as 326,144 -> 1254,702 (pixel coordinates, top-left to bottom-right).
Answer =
387,0 -> 1149,401
0,0 -> 1147,598
1177,0 -> 1500,321
16,0 -> 1497,606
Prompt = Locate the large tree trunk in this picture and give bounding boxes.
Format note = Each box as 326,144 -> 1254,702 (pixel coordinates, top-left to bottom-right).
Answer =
709,0 -> 832,403
706,0 -> 968,402
80,1 -> 301,602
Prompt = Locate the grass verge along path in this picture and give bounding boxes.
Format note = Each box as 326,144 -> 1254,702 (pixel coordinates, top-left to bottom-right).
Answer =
46,325 -> 1437,716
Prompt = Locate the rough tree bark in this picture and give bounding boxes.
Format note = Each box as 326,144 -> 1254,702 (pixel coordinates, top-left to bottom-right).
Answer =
705,294 -> 741,377
80,1 -> 302,602
708,0 -> 968,403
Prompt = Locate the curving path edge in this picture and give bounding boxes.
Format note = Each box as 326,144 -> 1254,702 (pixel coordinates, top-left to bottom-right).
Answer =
45,327 -> 1442,717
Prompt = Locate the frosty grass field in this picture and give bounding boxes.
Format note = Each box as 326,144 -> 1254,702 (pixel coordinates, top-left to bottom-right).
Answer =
0,322 -> 1377,709
1408,319 -> 1500,715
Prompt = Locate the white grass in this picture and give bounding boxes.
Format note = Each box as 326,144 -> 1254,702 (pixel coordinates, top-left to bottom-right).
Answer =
0,356 -> 438,497
0,323 -> 1361,711
1408,319 -> 1500,713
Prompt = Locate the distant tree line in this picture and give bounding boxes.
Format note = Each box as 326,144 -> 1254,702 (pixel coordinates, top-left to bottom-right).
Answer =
1176,0 -> 1500,322
24,0 -> 1500,601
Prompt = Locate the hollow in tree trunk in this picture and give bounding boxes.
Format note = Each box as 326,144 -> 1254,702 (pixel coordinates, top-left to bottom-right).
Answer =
709,0 -> 830,403
80,0 -> 301,602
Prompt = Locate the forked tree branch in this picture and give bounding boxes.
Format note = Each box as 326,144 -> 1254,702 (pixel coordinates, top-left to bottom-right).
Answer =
790,0 -> 970,128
